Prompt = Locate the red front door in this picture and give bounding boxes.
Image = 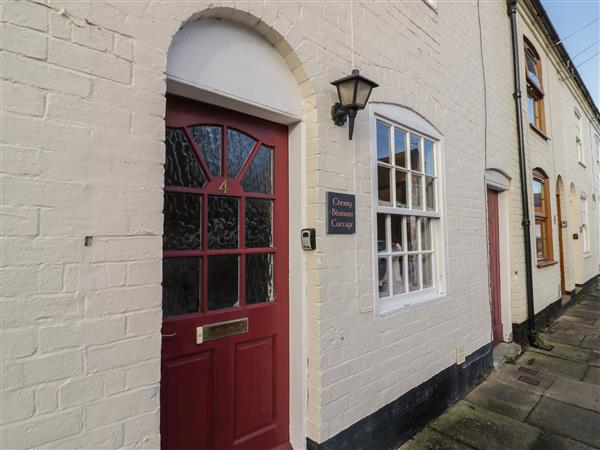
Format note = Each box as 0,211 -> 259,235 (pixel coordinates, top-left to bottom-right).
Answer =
487,189 -> 503,344
160,95 -> 290,450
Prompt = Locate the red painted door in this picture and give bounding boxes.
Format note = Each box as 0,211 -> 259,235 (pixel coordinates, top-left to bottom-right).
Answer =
487,189 -> 503,344
161,95 -> 290,450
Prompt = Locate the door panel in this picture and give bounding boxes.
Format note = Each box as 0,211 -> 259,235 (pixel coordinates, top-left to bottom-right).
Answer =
487,189 -> 503,344
161,95 -> 289,450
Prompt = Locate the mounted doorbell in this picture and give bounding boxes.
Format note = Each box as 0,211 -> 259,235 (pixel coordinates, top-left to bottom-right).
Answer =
301,228 -> 316,251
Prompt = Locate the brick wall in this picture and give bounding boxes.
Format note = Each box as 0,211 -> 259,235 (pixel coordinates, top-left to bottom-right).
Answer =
2,1 -> 597,448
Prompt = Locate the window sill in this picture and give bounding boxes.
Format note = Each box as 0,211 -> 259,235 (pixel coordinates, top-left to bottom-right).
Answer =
377,289 -> 447,317
537,259 -> 557,268
529,124 -> 549,141
584,252 -> 592,259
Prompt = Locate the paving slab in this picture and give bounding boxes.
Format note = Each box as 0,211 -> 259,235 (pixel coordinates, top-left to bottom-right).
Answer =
583,366 -> 600,385
489,363 -> 557,396
519,351 -> 588,380
579,301 -> 600,312
528,397 -> 600,448
582,336 -> 600,351
545,376 -> 600,413
530,431 -> 597,450
543,330 -> 585,346
569,308 -> 600,321
430,401 -> 541,450
529,342 -> 591,364
398,427 -> 473,450
556,314 -> 596,326
464,379 -> 540,420
590,351 -> 600,367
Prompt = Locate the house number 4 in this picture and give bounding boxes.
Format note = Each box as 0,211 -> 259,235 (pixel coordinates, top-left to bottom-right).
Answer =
219,180 -> 229,194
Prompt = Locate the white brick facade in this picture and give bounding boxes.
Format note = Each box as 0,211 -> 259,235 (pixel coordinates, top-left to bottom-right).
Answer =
1,1 -> 598,449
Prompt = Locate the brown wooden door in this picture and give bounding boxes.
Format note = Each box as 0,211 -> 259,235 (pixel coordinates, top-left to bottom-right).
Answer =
557,189 -> 567,294
160,95 -> 290,450
487,189 -> 503,344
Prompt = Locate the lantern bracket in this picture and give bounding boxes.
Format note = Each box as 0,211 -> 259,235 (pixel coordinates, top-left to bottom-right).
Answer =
331,103 -> 348,126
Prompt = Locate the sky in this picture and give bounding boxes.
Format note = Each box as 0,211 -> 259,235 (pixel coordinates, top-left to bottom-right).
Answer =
541,0 -> 600,109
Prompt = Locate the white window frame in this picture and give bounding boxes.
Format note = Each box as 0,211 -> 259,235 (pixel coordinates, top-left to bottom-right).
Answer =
369,104 -> 446,315
575,109 -> 584,166
581,195 -> 590,255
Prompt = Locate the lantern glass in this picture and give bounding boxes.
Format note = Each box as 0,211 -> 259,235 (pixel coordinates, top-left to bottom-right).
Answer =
355,79 -> 374,108
337,80 -> 357,107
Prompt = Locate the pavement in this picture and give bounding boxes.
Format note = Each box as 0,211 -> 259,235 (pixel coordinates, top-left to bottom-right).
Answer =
400,289 -> 600,450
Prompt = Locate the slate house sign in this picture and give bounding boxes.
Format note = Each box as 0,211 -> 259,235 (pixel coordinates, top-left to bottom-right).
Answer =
327,192 -> 356,234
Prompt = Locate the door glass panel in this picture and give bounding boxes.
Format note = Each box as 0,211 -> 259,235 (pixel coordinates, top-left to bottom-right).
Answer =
227,129 -> 256,179
246,199 -> 272,248
246,254 -> 273,304
163,193 -> 201,250
208,255 -> 239,310
241,145 -> 272,194
208,196 -> 239,249
392,255 -> 405,295
189,125 -> 222,177
378,166 -> 391,206
165,128 -> 207,188
391,215 -> 403,252
162,257 -> 200,317
408,254 -> 420,291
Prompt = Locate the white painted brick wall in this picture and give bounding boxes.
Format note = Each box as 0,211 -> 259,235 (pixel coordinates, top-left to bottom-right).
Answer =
1,1 -> 598,449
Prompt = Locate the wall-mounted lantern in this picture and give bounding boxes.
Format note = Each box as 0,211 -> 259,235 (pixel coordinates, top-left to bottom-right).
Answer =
331,69 -> 379,140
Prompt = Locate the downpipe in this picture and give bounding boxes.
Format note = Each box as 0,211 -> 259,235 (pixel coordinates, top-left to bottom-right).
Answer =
507,0 -> 540,348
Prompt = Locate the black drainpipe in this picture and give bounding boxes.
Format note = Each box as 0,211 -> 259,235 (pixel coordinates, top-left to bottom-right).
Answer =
508,0 -> 539,347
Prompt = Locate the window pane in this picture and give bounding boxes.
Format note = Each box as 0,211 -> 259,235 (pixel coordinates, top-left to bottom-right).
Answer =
394,128 -> 407,168
378,166 -> 392,206
391,215 -> 403,252
527,93 -> 535,126
163,257 -> 200,317
165,128 -> 208,188
377,214 -> 387,253
241,145 -> 273,194
421,218 -> 432,250
189,125 -> 222,177
425,176 -> 435,211
535,222 -> 546,259
422,254 -> 433,288
377,121 -> 391,164
246,254 -> 273,304
412,174 -> 423,209
407,216 -> 418,251
208,196 -> 239,249
163,193 -> 201,250
410,134 -> 421,172
396,170 -> 408,208
227,129 -> 256,179
208,255 -> 239,310
533,179 -> 544,215
408,254 -> 420,291
246,199 -> 272,248
424,139 -> 434,175
378,257 -> 390,298
392,256 -> 405,295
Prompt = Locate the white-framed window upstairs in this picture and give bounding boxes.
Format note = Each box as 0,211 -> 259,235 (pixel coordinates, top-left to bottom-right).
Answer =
374,115 -> 443,311
575,110 -> 584,165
